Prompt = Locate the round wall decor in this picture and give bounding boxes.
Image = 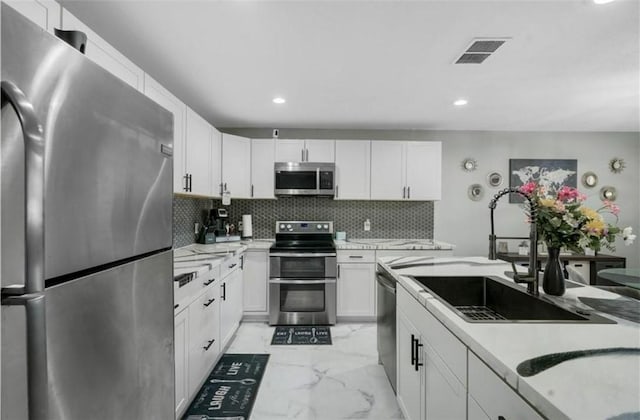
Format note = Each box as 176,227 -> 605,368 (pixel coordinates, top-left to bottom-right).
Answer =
609,158 -> 625,174
468,184 -> 484,201
599,186 -> 617,201
486,171 -> 503,188
461,158 -> 477,172
581,171 -> 598,188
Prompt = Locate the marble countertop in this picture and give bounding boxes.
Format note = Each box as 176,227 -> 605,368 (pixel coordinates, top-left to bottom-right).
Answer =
334,238 -> 455,250
378,255 -> 640,420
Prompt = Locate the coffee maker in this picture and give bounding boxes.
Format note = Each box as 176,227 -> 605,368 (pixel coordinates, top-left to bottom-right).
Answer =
197,208 -> 229,244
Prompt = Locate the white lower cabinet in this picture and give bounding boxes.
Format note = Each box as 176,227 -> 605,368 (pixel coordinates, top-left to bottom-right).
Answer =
219,256 -> 244,349
337,250 -> 376,318
173,308 -> 189,418
174,253 -> 245,419
243,250 -> 268,314
468,352 -> 543,420
396,308 -> 423,420
396,284 -> 467,420
188,284 -> 220,397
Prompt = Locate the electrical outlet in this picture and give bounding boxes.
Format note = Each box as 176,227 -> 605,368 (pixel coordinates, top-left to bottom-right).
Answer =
364,219 -> 371,231
194,222 -> 200,234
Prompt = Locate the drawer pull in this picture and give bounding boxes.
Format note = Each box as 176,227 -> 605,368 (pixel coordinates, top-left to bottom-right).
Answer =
174,304 -> 179,309
204,279 -> 215,286
203,339 -> 215,351
414,340 -> 424,371
498,416 -> 506,420
228,263 -> 237,269
203,298 -> 215,307
349,255 -> 364,259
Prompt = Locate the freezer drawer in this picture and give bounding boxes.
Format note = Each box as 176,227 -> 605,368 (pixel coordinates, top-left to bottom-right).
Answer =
2,250 -> 174,420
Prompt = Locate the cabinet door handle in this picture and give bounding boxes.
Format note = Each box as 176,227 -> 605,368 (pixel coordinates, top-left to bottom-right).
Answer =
174,304 -> 179,309
204,278 -> 215,286
301,149 -> 305,161
203,339 -> 215,351
224,182 -> 227,192
410,334 -> 416,366
219,182 -> 224,196
183,174 -> 189,192
221,283 -> 226,301
203,298 -> 215,307
306,149 -> 309,161
337,265 -> 340,278
335,185 -> 338,198
229,263 -> 237,269
498,417 -> 506,420
251,184 -> 254,197
402,186 -> 406,199
414,340 -> 423,371
407,186 -> 411,199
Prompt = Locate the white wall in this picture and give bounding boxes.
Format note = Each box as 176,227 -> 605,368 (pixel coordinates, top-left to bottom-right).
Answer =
225,128 -> 640,267
433,131 -> 640,267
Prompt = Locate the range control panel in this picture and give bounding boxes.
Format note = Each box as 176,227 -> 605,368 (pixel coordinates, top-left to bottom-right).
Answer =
275,221 -> 334,234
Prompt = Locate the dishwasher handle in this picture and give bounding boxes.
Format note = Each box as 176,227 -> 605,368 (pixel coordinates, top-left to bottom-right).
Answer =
376,273 -> 396,295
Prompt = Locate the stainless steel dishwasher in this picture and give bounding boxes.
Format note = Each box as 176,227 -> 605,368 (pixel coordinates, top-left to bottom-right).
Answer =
376,265 -> 397,393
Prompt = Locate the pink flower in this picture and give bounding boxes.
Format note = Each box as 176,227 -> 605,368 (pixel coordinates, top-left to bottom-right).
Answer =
557,186 -> 583,202
519,182 -> 537,195
603,200 -> 620,216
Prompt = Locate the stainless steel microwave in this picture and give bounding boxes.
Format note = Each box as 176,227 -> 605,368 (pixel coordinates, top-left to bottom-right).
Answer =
274,162 -> 335,196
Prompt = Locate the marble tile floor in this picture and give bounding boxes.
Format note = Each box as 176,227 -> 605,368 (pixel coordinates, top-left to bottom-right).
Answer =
226,322 -> 404,420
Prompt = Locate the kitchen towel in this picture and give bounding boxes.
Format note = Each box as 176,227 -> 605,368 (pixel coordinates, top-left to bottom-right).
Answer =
242,214 -> 253,239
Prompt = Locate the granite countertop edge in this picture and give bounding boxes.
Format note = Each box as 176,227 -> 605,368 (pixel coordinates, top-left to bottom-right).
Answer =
378,255 -> 640,420
334,238 -> 456,250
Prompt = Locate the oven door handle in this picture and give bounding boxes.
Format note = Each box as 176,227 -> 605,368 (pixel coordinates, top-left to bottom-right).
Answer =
269,279 -> 337,285
269,252 -> 337,257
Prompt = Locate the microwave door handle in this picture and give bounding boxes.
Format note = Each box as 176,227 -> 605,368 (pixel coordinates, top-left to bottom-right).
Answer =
2,79 -> 48,420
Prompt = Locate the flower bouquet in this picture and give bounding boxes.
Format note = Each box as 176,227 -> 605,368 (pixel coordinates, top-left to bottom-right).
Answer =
518,181 -> 635,295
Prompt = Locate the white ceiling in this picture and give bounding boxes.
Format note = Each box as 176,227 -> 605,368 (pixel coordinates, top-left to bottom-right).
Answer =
59,0 -> 639,132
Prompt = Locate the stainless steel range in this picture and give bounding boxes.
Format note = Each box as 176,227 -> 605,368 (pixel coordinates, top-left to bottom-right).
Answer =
269,221 -> 337,325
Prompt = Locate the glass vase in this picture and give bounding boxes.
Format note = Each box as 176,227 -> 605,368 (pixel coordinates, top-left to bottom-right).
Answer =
543,247 -> 565,296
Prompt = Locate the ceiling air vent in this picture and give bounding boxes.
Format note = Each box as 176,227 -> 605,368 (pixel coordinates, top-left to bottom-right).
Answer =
454,38 -> 508,64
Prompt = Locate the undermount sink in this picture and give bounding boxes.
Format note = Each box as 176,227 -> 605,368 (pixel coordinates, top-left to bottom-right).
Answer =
411,275 -> 615,324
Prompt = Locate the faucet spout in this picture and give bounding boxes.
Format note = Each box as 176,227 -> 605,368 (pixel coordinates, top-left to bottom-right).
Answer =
488,187 -> 539,296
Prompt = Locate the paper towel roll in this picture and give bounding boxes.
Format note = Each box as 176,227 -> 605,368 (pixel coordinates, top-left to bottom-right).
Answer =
242,214 -> 253,239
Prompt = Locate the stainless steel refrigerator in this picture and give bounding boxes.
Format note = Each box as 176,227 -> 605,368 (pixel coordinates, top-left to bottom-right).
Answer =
1,4 -> 175,419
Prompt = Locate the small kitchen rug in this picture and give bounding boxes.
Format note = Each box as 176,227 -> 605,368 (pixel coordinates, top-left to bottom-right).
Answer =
271,326 -> 332,345
182,353 -> 269,420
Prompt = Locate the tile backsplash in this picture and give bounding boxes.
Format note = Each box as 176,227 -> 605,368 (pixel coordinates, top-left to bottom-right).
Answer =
174,195 -> 434,248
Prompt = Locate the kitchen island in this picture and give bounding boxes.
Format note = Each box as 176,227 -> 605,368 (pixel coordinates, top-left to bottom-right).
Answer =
378,255 -> 640,420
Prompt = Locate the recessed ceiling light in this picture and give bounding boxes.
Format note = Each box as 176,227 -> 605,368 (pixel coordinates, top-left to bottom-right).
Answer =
593,0 -> 615,4
272,97 -> 286,104
454,99 -> 468,106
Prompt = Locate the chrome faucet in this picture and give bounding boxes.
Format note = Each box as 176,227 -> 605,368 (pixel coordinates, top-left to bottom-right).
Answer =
488,188 -> 539,296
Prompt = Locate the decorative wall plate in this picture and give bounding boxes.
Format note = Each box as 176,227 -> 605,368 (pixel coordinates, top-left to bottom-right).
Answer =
486,171 -> 503,187
581,171 -> 598,188
609,158 -> 625,174
468,184 -> 484,201
462,158 -> 477,172
599,186 -> 617,201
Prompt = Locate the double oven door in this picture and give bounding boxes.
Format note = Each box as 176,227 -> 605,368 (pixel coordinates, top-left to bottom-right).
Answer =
269,252 -> 337,325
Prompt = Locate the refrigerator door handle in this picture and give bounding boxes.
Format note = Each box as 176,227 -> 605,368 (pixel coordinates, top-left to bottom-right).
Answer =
1,80 -> 49,420
2,293 -> 48,420
1,81 -> 46,294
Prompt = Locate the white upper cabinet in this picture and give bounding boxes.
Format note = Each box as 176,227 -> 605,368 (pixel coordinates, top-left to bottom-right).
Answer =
334,140 -> 371,200
210,127 -> 222,198
61,9 -> 144,91
5,0 -> 60,33
405,141 -> 441,200
222,133 -> 251,198
370,141 -> 441,201
143,74 -> 186,193
251,138 -> 275,199
275,139 -> 334,162
370,141 -> 405,200
305,139 -> 335,162
274,139 -> 305,162
184,108 -> 212,196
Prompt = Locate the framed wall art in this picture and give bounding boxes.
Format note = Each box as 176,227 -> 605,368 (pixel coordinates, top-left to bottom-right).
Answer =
509,159 -> 578,203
